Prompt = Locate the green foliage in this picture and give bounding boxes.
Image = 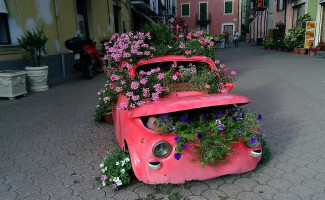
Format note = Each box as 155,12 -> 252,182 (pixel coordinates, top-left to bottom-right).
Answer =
93,97 -> 112,122
144,24 -> 173,46
295,13 -> 313,29
98,150 -> 133,190
153,107 -> 262,167
259,137 -> 272,164
17,26 -> 48,67
261,39 -> 274,47
284,27 -> 305,48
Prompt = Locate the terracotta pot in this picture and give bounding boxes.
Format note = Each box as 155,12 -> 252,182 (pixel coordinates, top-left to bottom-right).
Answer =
320,46 -> 325,51
298,48 -> 306,55
309,51 -> 316,56
266,46 -> 272,50
103,112 -> 114,124
293,47 -> 299,54
290,50 -> 295,54
277,47 -> 282,52
171,82 -> 193,92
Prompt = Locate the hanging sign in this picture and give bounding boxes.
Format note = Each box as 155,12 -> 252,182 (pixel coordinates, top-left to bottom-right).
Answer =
304,21 -> 316,48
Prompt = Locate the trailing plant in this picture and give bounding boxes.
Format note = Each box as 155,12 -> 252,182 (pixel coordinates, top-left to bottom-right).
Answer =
17,26 -> 48,67
97,150 -> 132,190
93,91 -> 112,121
153,107 -> 263,167
259,137 -> 272,164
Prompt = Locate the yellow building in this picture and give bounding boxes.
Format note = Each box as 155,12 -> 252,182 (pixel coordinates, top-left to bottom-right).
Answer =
0,0 -> 131,82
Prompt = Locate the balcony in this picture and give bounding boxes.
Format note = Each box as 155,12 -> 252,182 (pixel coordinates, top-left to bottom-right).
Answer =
131,0 -> 155,15
196,13 -> 211,25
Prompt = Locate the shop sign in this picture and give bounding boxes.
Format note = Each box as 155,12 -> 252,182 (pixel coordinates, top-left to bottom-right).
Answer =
304,21 -> 316,48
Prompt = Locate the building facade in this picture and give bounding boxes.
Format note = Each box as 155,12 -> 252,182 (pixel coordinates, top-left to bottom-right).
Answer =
0,0 -> 131,83
176,0 -> 241,37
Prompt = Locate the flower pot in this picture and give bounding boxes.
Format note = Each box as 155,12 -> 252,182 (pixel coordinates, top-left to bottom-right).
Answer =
266,46 -> 272,50
320,46 -> 325,51
25,66 -> 49,92
277,47 -> 282,52
104,112 -> 114,124
293,47 -> 299,54
171,82 -> 193,92
309,51 -> 316,56
281,45 -> 288,52
290,50 -> 295,54
298,48 -> 306,55
0,70 -> 27,100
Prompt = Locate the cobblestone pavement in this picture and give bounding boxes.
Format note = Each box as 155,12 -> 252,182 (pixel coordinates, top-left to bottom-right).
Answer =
1,43 -> 325,200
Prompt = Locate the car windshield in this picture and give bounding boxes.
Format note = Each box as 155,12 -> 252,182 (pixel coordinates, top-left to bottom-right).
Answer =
135,61 -> 211,74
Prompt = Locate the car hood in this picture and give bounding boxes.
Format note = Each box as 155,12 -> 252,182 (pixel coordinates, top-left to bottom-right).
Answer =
129,92 -> 251,118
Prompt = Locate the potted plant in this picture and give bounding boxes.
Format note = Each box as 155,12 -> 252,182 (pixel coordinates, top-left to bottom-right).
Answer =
262,39 -> 274,50
308,47 -> 319,56
17,27 -> 49,92
317,42 -> 325,51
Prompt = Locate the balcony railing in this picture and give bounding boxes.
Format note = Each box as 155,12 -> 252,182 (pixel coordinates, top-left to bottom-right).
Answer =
196,13 -> 211,25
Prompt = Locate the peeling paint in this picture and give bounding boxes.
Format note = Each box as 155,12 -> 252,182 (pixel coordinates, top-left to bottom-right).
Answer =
8,17 -> 23,44
35,0 -> 52,25
55,39 -> 60,52
25,18 -> 37,31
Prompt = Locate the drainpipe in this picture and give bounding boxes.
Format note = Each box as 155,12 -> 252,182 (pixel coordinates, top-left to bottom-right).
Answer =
238,0 -> 242,35
54,0 -> 66,78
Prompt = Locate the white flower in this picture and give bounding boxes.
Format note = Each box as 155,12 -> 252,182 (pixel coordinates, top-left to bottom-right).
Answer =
116,180 -> 123,186
121,169 -> 125,174
101,169 -> 106,173
102,181 -> 106,186
121,161 -> 125,166
104,167 -> 107,171
116,161 -> 120,166
124,157 -> 130,162
100,163 -> 104,168
109,178 -> 112,182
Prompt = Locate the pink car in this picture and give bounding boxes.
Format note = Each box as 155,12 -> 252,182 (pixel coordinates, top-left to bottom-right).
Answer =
112,55 -> 262,184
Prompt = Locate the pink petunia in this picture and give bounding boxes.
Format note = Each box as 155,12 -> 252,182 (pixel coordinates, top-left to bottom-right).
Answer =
220,64 -> 226,68
231,70 -> 236,75
126,91 -> 133,97
101,175 -> 107,181
131,81 -> 139,90
115,87 -> 122,92
140,78 -> 148,85
172,75 -> 177,80
112,184 -> 117,189
120,80 -> 126,85
109,83 -> 115,89
214,60 -> 220,64
185,50 -> 192,55
157,73 -> 165,80
205,84 -> 211,89
131,95 -> 140,101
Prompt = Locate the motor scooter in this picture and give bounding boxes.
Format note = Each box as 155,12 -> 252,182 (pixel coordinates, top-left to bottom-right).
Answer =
65,37 -> 106,79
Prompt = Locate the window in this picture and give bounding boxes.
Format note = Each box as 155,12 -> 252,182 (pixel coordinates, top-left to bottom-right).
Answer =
199,2 -> 208,20
0,0 -> 11,45
181,3 -> 190,17
277,0 -> 285,11
224,1 -> 233,14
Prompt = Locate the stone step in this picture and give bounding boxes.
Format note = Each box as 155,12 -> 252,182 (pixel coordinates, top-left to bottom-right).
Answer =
316,51 -> 325,58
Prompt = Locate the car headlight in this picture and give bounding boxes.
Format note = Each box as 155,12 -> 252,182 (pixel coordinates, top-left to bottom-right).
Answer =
245,133 -> 260,148
153,141 -> 171,158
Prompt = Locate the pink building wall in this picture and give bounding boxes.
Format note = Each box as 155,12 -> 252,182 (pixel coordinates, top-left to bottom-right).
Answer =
272,1 -> 286,28
176,0 -> 239,37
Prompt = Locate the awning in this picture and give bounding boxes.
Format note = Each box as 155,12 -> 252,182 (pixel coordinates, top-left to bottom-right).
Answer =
132,6 -> 158,25
0,0 -> 8,14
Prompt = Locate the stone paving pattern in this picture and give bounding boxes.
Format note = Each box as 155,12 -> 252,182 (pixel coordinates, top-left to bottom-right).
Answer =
1,43 -> 325,200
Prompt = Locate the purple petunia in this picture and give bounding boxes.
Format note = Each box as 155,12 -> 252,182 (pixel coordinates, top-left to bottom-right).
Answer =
187,119 -> 192,124
216,111 -> 223,118
174,153 -> 181,160
197,133 -> 203,140
250,137 -> 257,144
159,120 -> 165,124
174,136 -> 180,143
232,117 -> 237,122
237,111 -> 243,118
218,124 -> 225,131
257,114 -> 262,121
211,129 -> 215,133
181,144 -> 188,149
172,126 -> 176,131
180,117 -> 187,122
202,114 -> 207,121
236,130 -> 241,134
162,114 -> 168,119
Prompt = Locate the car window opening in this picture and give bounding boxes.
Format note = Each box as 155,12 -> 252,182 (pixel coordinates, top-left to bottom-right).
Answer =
141,104 -> 240,132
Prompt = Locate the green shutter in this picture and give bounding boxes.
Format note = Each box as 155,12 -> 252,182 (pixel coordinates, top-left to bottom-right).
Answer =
225,1 -> 233,14
200,3 -> 207,20
182,4 -> 189,16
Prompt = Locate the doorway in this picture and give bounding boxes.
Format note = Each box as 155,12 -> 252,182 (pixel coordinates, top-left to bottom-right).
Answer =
76,0 -> 89,39
114,5 -> 121,33
223,25 -> 234,41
